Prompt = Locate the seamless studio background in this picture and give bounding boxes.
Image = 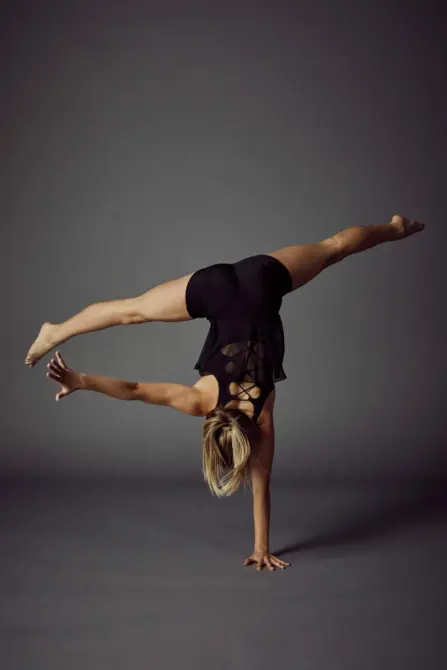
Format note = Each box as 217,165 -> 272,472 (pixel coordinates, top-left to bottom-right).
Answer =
2,0 -> 445,480
1,1 -> 447,669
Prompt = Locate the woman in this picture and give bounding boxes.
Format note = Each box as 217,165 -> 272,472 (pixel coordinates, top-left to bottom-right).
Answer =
24,214 -> 424,572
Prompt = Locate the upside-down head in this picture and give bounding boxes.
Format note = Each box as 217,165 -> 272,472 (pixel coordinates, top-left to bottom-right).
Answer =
201,406 -> 261,497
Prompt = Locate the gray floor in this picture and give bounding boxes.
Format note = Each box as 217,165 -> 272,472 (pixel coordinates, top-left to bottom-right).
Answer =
2,476 -> 447,669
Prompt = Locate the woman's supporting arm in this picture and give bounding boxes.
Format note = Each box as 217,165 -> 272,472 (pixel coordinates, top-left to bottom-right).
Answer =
252,483 -> 271,553
244,410 -> 290,570
250,413 -> 275,553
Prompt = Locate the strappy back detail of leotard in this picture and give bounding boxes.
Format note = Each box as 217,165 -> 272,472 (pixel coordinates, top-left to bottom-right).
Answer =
218,340 -> 270,421
199,337 -> 277,422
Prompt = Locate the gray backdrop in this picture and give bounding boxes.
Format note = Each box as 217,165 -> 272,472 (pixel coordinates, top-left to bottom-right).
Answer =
2,0 -> 446,481
2,3 -> 447,670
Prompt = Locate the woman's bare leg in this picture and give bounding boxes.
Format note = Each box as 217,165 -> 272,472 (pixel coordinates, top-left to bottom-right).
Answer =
25,272 -> 196,367
267,214 -> 425,293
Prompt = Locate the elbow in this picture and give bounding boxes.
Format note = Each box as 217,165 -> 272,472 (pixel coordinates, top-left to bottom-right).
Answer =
251,473 -> 271,494
126,382 -> 139,401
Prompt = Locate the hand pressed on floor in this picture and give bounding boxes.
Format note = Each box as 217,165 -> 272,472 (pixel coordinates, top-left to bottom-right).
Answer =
244,551 -> 290,571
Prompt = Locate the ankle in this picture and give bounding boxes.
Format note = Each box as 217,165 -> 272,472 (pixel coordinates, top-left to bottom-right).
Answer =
47,322 -> 63,348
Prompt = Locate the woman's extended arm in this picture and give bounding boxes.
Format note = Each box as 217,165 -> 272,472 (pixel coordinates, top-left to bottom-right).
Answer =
79,373 -> 136,400
46,351 -> 205,416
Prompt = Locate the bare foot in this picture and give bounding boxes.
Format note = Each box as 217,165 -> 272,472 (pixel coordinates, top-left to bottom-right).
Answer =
391,214 -> 425,238
25,322 -> 58,367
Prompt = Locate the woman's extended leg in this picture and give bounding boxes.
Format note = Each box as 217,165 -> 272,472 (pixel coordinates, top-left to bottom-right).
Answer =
25,272 -> 196,367
267,214 -> 425,293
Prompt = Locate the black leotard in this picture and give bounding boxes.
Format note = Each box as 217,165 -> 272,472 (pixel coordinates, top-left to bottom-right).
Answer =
185,254 -> 292,423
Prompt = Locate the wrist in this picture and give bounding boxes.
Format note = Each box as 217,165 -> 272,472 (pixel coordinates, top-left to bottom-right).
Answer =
78,372 -> 88,390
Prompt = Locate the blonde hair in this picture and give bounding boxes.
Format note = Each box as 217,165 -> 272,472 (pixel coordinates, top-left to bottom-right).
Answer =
202,406 -> 261,497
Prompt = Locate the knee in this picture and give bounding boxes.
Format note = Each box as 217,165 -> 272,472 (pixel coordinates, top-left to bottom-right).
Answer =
321,237 -> 346,267
122,297 -> 147,324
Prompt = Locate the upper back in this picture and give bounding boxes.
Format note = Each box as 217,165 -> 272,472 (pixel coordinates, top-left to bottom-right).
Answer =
194,373 -> 276,426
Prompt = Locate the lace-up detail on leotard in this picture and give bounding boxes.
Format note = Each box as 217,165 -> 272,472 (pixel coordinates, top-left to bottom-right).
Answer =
221,340 -> 263,411
201,338 -> 276,422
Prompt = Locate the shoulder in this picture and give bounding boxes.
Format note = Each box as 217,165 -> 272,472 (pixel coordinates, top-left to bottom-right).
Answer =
192,375 -> 217,416
166,384 -> 208,416
251,391 -> 276,481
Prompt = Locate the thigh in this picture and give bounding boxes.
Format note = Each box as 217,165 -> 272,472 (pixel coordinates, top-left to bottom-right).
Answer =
266,239 -> 339,293
184,262 -> 236,319
232,254 -> 292,312
134,272 -> 196,322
